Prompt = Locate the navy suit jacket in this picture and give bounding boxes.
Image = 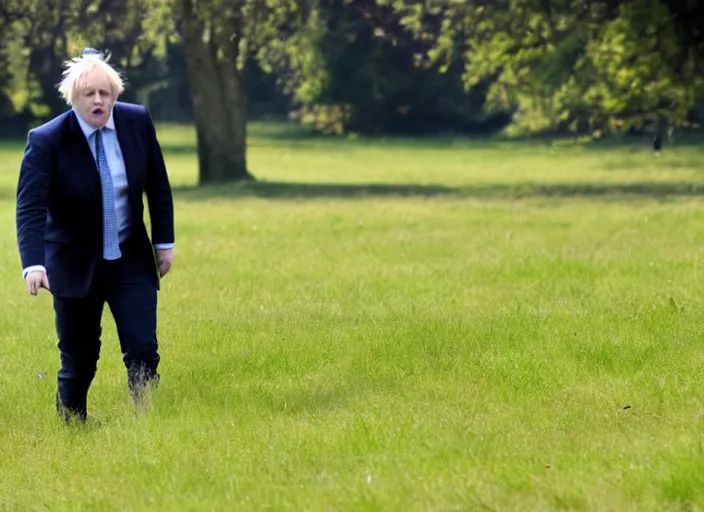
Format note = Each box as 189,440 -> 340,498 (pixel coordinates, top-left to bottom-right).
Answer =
16,102 -> 175,298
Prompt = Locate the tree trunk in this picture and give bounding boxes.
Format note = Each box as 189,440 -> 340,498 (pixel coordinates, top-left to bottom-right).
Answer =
656,113 -> 670,145
178,0 -> 254,184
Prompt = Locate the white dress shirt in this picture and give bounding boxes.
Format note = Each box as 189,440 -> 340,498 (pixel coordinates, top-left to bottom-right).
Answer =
22,109 -> 174,278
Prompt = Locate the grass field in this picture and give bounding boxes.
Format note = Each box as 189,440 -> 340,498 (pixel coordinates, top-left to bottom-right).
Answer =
1,123 -> 704,511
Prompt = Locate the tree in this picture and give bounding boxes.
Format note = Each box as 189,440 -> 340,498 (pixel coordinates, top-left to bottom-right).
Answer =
0,0 -> 173,128
278,0 -> 502,136
176,0 -> 311,184
0,0 -> 25,128
384,0 -> 704,136
72,0 -> 175,108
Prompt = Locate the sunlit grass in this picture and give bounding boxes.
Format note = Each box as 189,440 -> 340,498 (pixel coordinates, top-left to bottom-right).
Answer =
1,123 -> 704,510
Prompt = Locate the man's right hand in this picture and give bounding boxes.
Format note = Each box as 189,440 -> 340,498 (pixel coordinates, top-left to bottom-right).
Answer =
26,271 -> 50,296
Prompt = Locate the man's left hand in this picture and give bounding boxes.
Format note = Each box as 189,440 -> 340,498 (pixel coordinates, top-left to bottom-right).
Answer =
156,248 -> 173,278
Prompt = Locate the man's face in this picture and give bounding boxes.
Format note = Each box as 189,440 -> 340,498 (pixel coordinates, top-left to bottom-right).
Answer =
73,70 -> 116,129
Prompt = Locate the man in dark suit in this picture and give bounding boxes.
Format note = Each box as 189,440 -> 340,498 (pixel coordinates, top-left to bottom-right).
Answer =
15,48 -> 175,423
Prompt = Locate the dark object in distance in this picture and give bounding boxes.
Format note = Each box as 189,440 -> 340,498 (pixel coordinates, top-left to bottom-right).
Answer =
653,135 -> 662,152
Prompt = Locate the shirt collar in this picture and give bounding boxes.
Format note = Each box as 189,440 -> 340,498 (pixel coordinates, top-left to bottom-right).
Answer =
73,107 -> 116,138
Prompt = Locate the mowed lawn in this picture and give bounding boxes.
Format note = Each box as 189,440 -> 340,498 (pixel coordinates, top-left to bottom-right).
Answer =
1,123 -> 704,511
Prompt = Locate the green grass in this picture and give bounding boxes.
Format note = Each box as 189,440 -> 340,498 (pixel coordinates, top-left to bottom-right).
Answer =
1,122 -> 704,510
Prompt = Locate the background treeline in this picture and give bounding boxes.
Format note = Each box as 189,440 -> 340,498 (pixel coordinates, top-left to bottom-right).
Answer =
1,0 -> 703,141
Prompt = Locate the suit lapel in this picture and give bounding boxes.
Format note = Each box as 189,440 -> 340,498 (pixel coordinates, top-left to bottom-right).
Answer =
68,111 -> 101,200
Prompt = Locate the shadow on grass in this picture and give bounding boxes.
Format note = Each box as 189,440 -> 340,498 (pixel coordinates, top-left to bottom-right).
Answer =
173,179 -> 704,202
159,139 -> 339,154
174,181 -> 461,200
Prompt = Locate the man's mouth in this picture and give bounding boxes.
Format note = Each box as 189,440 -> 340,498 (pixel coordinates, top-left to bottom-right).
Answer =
92,108 -> 104,116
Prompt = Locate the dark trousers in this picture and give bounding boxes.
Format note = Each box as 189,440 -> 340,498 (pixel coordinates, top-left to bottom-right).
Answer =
53,236 -> 160,422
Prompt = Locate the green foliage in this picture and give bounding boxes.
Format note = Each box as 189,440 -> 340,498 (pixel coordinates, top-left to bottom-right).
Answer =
0,17 -> 27,121
173,0 -> 309,69
1,0 -> 703,137
584,1 -> 698,129
0,0 -> 176,130
282,0 -> 504,135
387,0 -> 704,136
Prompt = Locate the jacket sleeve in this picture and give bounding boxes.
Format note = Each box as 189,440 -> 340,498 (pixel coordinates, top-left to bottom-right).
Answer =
143,108 -> 175,246
16,130 -> 54,271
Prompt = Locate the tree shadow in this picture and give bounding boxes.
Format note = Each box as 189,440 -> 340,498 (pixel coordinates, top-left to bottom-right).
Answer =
526,181 -> 704,198
173,179 -> 704,202
159,139 -> 341,154
491,127 -> 704,151
173,180 -> 463,200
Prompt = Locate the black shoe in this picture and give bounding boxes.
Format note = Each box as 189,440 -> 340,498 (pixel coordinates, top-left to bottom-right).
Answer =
56,391 -> 87,424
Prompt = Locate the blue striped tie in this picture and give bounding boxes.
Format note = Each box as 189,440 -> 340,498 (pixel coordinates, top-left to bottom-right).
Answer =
94,129 -> 122,260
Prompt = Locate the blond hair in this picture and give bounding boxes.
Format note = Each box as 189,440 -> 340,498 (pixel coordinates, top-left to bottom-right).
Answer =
57,49 -> 124,105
